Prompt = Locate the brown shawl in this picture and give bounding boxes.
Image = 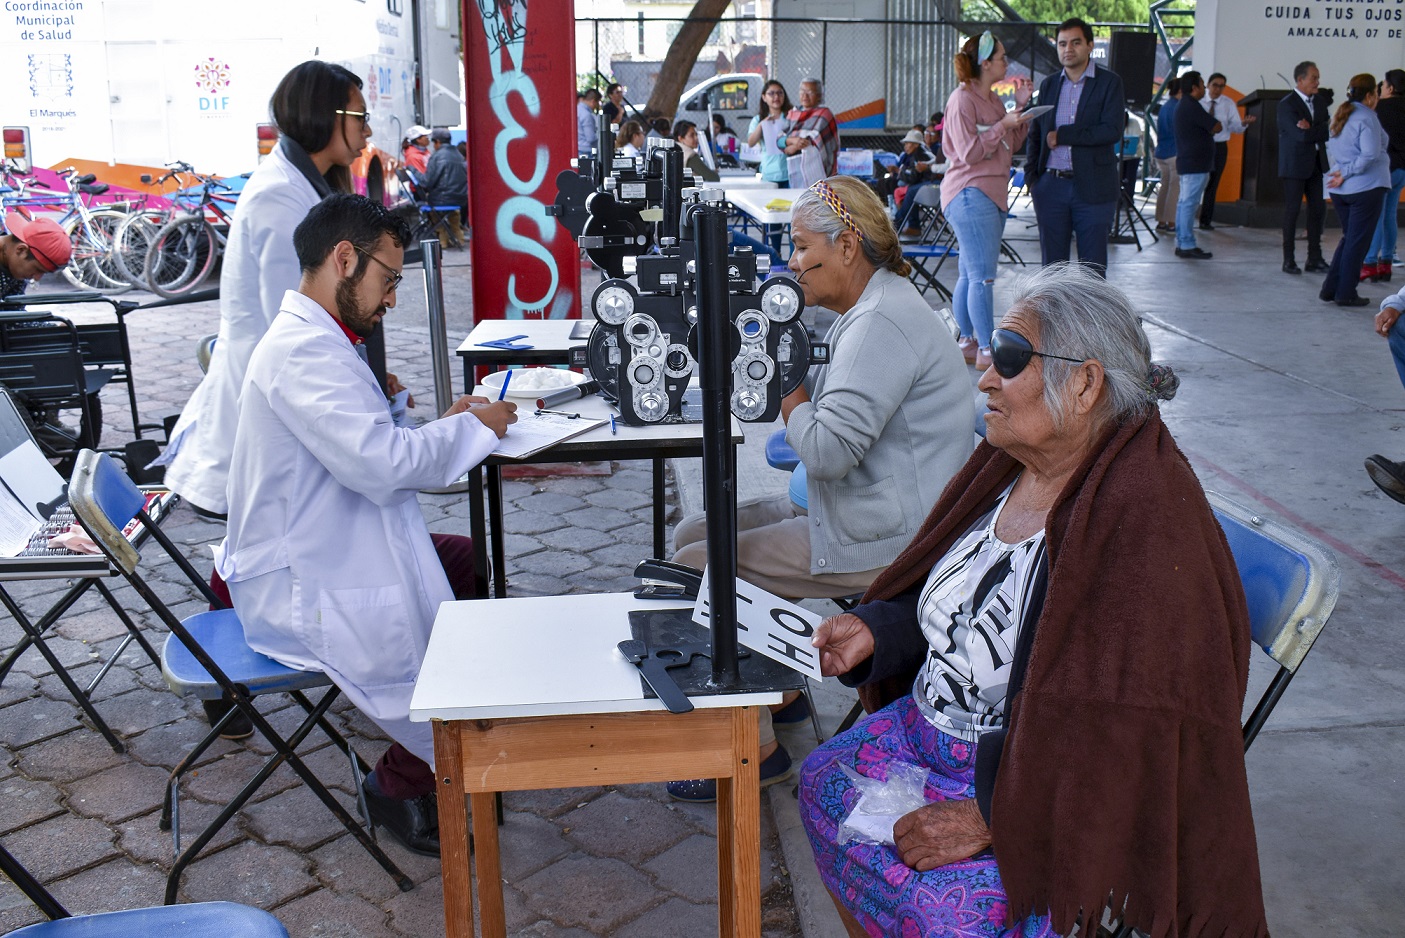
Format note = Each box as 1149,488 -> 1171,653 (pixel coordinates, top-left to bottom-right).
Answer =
858,411 -> 1269,938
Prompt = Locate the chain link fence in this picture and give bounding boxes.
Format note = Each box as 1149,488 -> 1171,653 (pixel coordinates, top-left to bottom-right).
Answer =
578,15 -> 1177,145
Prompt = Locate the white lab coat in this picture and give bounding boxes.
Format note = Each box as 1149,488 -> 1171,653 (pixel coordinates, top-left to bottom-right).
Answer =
164,146 -> 321,514
212,291 -> 499,764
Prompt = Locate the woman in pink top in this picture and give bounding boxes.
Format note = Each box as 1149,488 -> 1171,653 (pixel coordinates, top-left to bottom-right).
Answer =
939,31 -> 1033,370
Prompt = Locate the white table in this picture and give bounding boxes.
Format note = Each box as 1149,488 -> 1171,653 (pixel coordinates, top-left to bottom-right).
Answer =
726,187 -> 798,227
412,592 -> 781,937
715,170 -> 780,191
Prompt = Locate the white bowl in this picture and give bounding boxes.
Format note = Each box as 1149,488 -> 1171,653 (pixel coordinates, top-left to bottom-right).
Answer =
482,367 -> 589,400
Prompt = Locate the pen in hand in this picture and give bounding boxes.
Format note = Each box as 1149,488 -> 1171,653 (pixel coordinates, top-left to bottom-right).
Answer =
497,370 -> 512,401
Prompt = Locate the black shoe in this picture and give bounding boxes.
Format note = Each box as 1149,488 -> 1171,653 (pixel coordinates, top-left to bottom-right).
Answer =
1282,260 -> 1302,275
1198,223 -> 1215,231
1337,296 -> 1371,307
1366,455 -> 1405,504
1175,247 -> 1213,259
1305,259 -> 1331,273
201,699 -> 254,741
362,774 -> 440,857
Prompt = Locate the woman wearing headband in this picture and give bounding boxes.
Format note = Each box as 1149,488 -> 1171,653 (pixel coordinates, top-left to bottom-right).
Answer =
941,30 -> 1033,371
669,177 -> 974,801
799,263 -> 1268,938
1322,73 -> 1390,306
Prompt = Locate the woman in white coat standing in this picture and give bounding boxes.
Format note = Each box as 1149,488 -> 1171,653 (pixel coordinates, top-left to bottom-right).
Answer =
163,60 -> 373,519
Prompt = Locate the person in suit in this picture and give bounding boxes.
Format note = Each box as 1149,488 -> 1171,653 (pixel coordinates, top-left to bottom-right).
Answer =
1279,61 -> 1331,275
1024,17 -> 1125,276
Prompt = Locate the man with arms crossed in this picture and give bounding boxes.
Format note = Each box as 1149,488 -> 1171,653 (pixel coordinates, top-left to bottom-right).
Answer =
214,194 -> 516,855
1024,17 -> 1125,276
1279,61 -> 1332,275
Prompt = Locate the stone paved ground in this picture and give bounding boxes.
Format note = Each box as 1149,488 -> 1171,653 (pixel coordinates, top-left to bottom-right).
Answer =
0,253 -> 808,936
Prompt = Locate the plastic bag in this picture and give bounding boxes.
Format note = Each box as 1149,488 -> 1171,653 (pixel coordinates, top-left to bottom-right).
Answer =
836,761 -> 933,846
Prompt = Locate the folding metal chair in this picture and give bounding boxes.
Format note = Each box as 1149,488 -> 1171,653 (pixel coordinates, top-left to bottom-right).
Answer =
0,389 -> 176,752
2,839 -> 287,936
1103,492 -> 1339,937
65,449 -> 412,904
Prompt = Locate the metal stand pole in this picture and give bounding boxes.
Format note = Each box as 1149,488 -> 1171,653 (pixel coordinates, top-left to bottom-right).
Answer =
422,238 -> 455,417
694,204 -> 741,689
420,237 -> 470,495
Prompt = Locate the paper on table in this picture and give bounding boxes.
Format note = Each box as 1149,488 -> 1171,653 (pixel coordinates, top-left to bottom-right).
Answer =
691,567 -> 824,679
0,440 -> 65,520
492,411 -> 607,460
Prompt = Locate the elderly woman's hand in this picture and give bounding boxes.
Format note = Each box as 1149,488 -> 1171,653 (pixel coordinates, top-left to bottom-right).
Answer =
811,612 -> 874,676
893,799 -> 992,872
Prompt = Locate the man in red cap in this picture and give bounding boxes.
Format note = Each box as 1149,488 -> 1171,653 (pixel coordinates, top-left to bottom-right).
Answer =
0,212 -> 71,302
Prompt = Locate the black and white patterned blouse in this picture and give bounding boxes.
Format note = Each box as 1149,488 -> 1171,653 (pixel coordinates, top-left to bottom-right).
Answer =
913,482 -> 1047,741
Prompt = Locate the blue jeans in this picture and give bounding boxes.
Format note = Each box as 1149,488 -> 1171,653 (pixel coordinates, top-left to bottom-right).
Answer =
1366,167 -> 1405,264
1390,309 -> 1405,390
1031,173 -> 1116,275
1176,172 -> 1211,250
944,187 -> 1006,348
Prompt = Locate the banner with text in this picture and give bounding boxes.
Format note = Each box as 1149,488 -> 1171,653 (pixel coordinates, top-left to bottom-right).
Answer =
1198,0 -> 1405,93
461,0 -> 581,322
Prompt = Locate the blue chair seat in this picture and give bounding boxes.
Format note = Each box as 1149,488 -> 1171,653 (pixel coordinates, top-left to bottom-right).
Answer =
788,463 -> 808,512
161,609 -> 329,701
11,901 -> 288,937
765,427 -> 800,471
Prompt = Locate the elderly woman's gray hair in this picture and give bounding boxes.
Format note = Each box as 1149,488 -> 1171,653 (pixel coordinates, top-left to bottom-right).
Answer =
789,176 -> 910,276
1007,262 -> 1177,425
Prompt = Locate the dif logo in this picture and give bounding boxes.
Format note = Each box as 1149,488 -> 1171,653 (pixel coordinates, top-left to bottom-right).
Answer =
193,58 -> 233,113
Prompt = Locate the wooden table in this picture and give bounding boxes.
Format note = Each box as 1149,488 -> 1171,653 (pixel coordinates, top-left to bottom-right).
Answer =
411,592 -> 782,938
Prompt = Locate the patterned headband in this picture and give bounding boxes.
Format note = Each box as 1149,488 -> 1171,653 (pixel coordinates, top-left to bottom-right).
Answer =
808,180 -> 866,241
977,30 -> 996,64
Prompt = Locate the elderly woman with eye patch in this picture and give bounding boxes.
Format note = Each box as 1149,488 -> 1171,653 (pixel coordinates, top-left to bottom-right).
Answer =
798,263 -> 1270,938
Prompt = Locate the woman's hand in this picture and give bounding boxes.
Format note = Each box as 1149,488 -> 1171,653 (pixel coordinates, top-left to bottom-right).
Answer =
1376,305 -> 1400,338
1000,110 -> 1024,130
811,613 -> 875,676
1012,77 -> 1033,108
893,799 -> 992,872
1326,170 -> 1344,189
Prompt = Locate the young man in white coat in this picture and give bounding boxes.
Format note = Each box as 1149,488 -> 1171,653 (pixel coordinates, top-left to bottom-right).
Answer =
213,194 -> 517,856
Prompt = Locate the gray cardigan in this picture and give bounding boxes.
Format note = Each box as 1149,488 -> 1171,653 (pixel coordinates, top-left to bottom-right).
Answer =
786,268 -> 974,575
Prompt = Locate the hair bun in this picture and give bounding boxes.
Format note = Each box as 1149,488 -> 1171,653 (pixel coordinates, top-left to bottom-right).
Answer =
1147,363 -> 1179,402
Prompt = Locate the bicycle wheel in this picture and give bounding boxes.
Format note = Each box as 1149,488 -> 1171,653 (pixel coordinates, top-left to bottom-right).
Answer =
61,209 -> 134,294
112,208 -> 169,290
144,215 -> 219,299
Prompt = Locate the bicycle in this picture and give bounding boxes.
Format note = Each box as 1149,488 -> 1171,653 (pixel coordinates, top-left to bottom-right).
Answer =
140,172 -> 239,299
110,161 -> 199,290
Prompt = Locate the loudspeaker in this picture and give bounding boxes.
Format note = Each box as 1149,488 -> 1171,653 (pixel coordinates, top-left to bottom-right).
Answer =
1108,31 -> 1157,109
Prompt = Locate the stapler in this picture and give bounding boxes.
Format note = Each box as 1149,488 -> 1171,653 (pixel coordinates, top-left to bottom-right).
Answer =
632,558 -> 703,601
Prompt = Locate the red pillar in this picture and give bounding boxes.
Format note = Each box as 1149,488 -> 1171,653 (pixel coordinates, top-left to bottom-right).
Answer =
461,0 -> 582,321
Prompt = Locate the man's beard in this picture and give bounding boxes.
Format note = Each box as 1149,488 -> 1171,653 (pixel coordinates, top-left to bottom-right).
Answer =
335,276 -> 384,338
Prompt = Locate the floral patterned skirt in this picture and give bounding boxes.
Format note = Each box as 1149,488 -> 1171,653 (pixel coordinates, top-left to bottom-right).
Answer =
798,695 -> 1056,937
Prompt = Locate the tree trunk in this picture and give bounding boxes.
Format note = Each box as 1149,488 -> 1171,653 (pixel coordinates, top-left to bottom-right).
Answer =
643,0 -> 734,122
